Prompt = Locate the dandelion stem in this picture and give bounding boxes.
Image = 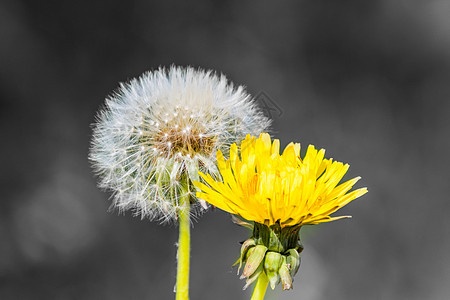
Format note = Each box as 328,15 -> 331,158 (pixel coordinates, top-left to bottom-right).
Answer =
251,272 -> 269,300
176,195 -> 190,300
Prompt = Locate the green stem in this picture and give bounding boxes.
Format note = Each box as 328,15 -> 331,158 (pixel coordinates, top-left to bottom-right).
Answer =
176,196 -> 190,300
251,272 -> 269,300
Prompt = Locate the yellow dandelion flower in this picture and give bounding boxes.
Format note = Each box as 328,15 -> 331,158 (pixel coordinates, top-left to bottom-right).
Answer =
194,133 -> 367,293
195,133 -> 367,227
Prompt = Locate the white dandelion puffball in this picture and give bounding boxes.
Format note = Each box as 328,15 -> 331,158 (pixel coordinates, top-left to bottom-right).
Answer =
90,66 -> 270,223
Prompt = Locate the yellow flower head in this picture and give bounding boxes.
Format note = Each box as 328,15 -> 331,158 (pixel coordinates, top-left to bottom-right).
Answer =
195,133 -> 367,227
195,133 -> 367,291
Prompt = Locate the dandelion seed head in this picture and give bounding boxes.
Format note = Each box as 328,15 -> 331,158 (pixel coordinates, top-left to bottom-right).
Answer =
90,66 -> 270,223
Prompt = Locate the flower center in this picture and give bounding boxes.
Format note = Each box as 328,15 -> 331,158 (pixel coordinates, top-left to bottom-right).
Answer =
154,124 -> 216,158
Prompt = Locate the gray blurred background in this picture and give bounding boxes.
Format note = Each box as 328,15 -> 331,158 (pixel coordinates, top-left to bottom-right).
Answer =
1,1 -> 449,299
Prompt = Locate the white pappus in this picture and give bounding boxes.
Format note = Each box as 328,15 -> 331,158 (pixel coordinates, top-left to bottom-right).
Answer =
89,66 -> 271,223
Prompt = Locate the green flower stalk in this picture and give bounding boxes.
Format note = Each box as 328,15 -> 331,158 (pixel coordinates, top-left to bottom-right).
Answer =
89,66 -> 270,299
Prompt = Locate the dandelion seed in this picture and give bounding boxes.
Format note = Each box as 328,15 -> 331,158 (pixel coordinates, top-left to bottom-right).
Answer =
89,66 -> 270,223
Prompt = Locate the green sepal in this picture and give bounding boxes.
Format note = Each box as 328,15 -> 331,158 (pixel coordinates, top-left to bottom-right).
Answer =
241,245 -> 267,279
242,259 -> 264,290
286,248 -> 301,277
235,246 -> 255,271
264,251 -> 282,290
234,238 -> 256,274
278,255 -> 292,290
231,215 -> 254,230
253,222 -> 301,253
